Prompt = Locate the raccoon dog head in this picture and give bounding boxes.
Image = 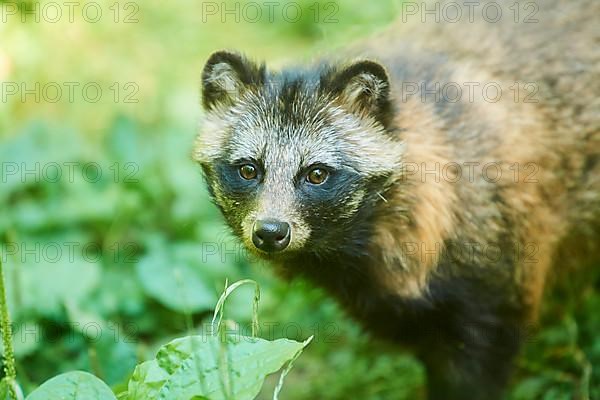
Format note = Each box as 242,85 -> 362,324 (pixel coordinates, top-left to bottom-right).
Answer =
194,51 -> 404,261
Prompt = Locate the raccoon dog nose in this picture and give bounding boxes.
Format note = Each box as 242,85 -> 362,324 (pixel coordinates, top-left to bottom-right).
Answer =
252,219 -> 291,252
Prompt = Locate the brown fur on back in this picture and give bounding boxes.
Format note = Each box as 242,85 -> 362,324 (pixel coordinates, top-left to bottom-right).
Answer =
346,0 -> 600,318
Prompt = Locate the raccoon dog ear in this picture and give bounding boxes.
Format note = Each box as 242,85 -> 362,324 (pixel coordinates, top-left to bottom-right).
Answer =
331,60 -> 392,126
201,51 -> 265,110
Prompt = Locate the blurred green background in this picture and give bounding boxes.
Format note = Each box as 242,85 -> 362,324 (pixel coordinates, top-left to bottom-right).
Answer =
0,0 -> 597,398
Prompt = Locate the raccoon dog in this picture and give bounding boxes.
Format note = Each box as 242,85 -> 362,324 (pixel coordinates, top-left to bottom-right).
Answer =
194,0 -> 600,398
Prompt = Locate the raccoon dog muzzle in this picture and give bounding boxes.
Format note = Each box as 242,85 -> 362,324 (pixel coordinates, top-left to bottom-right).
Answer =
252,219 -> 291,252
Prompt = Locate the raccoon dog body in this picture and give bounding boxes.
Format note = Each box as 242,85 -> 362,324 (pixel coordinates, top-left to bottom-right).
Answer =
195,0 -> 600,398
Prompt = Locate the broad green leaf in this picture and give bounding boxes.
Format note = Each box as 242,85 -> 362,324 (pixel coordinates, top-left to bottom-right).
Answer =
21,257 -> 99,318
26,371 -> 116,400
105,116 -> 146,166
94,337 -> 139,387
127,334 -> 311,400
3,236 -> 100,318
0,123 -> 84,202
5,321 -> 41,358
126,360 -> 169,400
135,237 -> 218,313
510,376 -> 549,400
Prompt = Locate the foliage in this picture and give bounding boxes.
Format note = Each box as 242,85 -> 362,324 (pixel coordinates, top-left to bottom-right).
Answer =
127,335 -> 310,400
26,371 -> 116,400
0,0 -> 598,399
20,281 -> 311,400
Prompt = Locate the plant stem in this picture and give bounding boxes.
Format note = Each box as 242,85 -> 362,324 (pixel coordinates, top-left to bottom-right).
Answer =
0,257 -> 17,399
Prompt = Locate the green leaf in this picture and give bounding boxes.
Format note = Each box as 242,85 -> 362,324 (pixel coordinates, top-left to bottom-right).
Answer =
89,267 -> 146,317
135,237 -> 218,313
127,334 -> 311,400
510,376 -> 549,399
94,337 -> 139,387
126,360 -> 169,400
26,371 -> 116,400
105,116 -> 145,166
3,236 -> 100,319
22,257 -> 99,318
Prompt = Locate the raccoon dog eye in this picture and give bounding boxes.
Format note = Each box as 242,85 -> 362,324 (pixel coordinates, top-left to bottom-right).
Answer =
306,167 -> 329,185
239,164 -> 258,180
